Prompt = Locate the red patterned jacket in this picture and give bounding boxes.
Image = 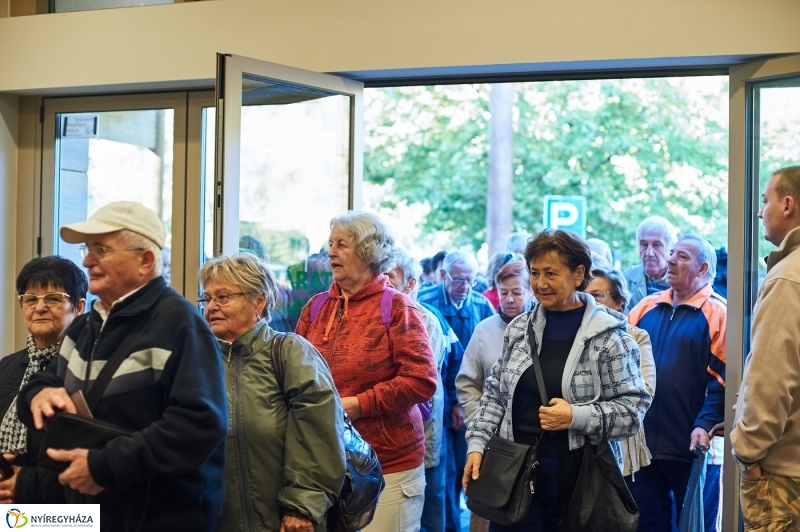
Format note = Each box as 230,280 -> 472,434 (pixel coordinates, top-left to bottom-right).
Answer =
296,274 -> 437,474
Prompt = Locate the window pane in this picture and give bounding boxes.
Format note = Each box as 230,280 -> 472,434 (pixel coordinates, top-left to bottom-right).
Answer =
237,77 -> 351,332
202,107 -> 216,265
56,109 -> 174,274
52,0 -> 172,13
755,80 -> 800,283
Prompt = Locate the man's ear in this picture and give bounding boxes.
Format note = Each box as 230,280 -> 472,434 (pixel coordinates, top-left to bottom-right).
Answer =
698,262 -> 710,279
406,276 -> 417,295
783,195 -> 798,218
139,249 -> 157,276
439,268 -> 446,282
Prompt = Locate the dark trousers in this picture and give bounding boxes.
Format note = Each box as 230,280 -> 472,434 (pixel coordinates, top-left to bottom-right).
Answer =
487,449 -> 584,532
445,428 -> 467,532
632,459 -> 694,532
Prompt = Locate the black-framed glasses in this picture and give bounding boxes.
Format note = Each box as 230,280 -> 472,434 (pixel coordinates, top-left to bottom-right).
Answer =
196,292 -> 246,309
79,244 -> 145,259
446,272 -> 477,287
18,292 -> 72,309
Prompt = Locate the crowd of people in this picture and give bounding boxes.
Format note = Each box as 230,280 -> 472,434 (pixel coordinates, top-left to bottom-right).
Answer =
0,165 -> 798,532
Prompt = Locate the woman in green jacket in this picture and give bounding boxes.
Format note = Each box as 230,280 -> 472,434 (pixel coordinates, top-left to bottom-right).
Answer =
200,253 -> 346,532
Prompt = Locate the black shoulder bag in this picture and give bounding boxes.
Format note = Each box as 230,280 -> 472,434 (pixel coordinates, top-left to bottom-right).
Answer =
271,333 -> 385,532
465,318 -> 548,527
38,303 -> 161,474
559,370 -> 639,531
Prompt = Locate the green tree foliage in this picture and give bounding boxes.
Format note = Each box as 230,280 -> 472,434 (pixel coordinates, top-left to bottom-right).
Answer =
364,79 -> 728,267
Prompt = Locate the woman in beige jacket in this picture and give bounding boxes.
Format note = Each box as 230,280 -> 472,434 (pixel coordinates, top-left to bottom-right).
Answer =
586,266 -> 657,483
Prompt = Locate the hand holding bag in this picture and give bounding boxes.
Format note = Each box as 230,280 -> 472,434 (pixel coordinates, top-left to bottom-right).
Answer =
38,302 -> 159,474
465,319 -> 548,527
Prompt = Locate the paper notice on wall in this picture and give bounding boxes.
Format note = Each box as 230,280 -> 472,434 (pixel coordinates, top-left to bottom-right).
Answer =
62,115 -> 99,138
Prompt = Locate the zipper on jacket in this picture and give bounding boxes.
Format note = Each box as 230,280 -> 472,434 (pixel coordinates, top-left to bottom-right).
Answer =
230,347 -> 256,532
82,330 -> 103,395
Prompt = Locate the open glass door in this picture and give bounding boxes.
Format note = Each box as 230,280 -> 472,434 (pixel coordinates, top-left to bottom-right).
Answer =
725,54 -> 800,531
214,54 -> 363,331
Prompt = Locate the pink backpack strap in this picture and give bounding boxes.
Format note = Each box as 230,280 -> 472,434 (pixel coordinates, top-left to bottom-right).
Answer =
309,292 -> 330,323
380,289 -> 395,335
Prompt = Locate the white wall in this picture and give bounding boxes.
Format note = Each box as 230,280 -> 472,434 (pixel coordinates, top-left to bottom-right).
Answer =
0,94 -> 19,355
0,0 -> 799,93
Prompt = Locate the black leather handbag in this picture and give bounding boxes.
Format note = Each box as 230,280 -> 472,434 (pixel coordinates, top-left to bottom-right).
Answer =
271,333 -> 384,532
466,319 -> 548,527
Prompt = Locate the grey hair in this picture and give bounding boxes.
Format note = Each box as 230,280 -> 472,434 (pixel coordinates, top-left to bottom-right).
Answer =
199,253 -> 277,321
390,248 -> 422,286
587,238 -> 613,264
330,211 -> 396,275
636,216 -> 678,247
505,232 -> 529,254
676,234 -> 717,283
442,250 -> 478,274
118,229 -> 163,276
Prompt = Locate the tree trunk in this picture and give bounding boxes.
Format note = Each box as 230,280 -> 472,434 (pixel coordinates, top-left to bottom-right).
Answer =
487,83 -> 514,257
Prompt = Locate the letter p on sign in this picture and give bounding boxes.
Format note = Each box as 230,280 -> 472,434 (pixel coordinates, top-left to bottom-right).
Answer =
543,196 -> 587,238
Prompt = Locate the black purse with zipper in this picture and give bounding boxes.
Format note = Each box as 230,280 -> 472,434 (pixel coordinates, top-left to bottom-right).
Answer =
465,319 -> 549,527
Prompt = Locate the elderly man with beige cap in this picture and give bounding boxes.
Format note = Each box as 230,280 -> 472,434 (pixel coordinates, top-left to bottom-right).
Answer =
19,201 -> 228,532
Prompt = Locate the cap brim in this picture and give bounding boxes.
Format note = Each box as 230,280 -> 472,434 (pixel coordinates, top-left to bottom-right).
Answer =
60,220 -> 125,244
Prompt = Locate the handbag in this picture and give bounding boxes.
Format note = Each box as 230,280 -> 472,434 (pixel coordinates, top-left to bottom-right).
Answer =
465,319 -> 548,527
560,400 -> 639,531
678,444 -> 708,532
271,333 -> 385,532
38,301 -> 159,474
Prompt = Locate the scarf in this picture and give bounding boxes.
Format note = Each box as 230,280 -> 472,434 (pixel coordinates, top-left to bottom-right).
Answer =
0,335 -> 61,455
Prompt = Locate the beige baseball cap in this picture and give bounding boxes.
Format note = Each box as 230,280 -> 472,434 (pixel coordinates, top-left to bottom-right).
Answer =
60,201 -> 167,248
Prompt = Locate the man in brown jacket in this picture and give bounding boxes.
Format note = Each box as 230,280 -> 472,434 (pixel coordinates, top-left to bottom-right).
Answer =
732,165 -> 800,530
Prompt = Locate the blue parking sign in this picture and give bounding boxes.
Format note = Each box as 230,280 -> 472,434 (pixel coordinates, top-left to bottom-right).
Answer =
543,195 -> 587,238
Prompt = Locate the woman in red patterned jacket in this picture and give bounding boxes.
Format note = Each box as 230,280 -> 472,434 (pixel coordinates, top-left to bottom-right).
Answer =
296,211 -> 437,532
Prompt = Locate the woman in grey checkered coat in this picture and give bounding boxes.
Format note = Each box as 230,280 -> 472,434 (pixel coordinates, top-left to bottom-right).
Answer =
462,229 -> 652,532
0,257 -> 87,504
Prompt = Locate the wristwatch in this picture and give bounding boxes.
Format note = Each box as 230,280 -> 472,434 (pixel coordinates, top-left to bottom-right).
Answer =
733,454 -> 760,472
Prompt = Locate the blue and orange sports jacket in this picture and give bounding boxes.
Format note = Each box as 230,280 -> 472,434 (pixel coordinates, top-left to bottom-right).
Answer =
628,283 -> 726,462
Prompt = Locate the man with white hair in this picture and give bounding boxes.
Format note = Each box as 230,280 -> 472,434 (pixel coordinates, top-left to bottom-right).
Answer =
625,216 -> 679,310
628,234 -> 727,532
418,251 -> 494,532
19,201 -> 227,531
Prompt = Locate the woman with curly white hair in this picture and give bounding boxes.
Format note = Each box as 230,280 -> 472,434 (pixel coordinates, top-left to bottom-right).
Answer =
296,212 -> 437,532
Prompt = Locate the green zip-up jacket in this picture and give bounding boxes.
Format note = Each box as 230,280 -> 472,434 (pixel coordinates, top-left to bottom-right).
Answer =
217,320 -> 346,532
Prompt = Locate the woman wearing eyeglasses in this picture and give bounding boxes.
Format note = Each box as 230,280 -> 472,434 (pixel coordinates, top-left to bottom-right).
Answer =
585,267 -> 657,485
296,212 -> 437,532
199,253 -> 346,532
0,256 -> 87,504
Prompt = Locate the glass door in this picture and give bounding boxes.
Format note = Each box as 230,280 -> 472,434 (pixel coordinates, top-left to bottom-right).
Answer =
214,54 -> 363,331
725,54 -> 800,531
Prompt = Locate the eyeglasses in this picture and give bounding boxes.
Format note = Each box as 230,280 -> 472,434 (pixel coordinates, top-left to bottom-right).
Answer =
587,290 -> 612,300
79,244 -> 145,259
18,292 -> 72,309
196,292 -> 245,309
446,272 -> 477,287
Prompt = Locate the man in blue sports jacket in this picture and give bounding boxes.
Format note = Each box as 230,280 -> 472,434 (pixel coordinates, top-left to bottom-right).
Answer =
628,234 -> 727,532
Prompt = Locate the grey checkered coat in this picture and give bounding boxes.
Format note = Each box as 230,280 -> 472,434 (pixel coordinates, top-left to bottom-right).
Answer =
466,293 -> 652,454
